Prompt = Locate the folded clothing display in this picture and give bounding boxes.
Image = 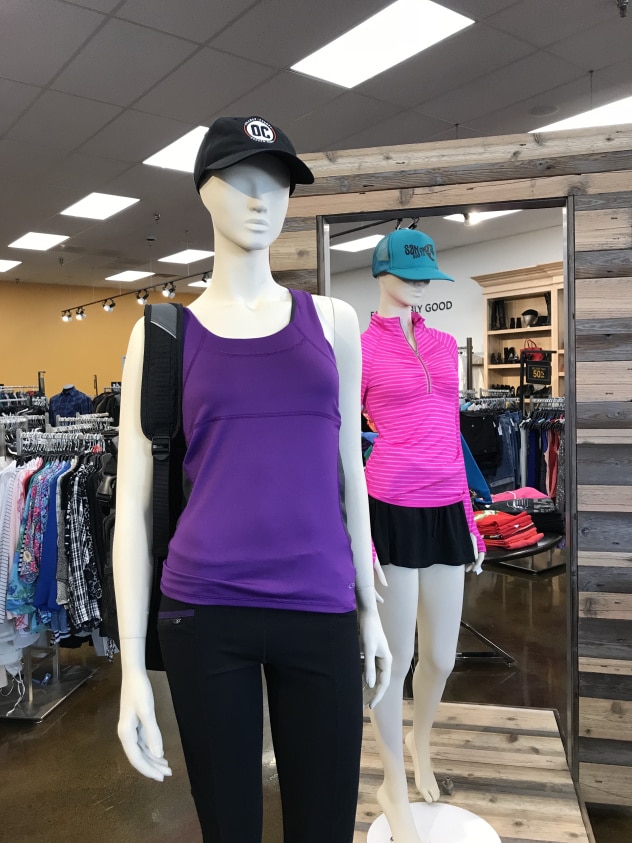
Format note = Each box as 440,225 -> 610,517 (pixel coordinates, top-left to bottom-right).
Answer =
491,492 -> 565,535
474,509 -> 544,551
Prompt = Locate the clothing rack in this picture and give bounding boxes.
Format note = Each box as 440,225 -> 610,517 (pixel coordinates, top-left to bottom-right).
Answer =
1,428 -> 101,720
56,414 -> 114,431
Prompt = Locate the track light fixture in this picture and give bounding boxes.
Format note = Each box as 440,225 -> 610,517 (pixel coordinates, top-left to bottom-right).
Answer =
61,310 -> 72,322
103,299 -> 116,312
162,281 -> 176,298
202,272 -> 211,283
75,308 -> 86,320
137,289 -> 149,305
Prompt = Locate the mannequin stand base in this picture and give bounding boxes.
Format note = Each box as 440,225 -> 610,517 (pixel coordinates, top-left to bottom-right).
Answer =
368,802 -> 501,843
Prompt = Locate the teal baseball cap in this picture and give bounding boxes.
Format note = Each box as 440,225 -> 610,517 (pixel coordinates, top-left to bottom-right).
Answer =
371,229 -> 454,282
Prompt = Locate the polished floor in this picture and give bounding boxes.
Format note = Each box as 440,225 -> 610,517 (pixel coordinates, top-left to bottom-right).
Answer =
1,555 -> 631,842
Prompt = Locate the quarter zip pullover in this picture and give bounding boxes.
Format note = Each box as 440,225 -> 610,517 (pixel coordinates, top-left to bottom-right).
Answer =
361,311 -> 484,553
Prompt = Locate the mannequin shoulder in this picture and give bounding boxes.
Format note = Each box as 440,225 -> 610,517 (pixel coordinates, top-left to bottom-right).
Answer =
312,294 -> 360,338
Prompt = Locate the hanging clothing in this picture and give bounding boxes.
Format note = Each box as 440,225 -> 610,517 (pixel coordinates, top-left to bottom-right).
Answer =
49,386 -> 93,426
361,310 -> 484,553
162,291 -> 356,613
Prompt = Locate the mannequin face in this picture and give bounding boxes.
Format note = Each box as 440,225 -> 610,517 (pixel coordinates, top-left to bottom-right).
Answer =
199,154 -> 290,252
378,272 -> 430,310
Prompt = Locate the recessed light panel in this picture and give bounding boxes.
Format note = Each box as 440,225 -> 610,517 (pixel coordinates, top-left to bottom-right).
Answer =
0,259 -> 22,272
188,279 -> 210,288
9,232 -> 69,250
330,234 -> 385,252
143,126 -> 208,172
105,270 -> 155,282
61,192 -> 139,220
291,0 -> 473,88
158,249 -> 214,264
532,94 -> 632,132
443,210 -> 521,225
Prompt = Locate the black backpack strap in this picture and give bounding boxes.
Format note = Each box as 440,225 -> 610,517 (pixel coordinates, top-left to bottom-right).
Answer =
141,302 -> 183,560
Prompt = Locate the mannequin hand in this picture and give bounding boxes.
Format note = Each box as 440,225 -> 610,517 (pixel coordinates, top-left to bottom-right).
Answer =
465,533 -> 485,575
118,648 -> 172,781
356,586 -> 392,709
373,558 -> 387,602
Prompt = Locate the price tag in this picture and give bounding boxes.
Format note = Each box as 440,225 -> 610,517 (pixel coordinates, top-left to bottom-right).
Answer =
525,360 -> 552,385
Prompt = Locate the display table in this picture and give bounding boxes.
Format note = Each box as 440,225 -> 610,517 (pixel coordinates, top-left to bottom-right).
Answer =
483,532 -> 564,577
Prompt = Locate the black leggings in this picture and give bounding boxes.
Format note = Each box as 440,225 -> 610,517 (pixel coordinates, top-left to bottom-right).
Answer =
158,596 -> 364,843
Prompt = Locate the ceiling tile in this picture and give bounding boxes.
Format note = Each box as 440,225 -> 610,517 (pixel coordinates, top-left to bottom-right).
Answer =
65,0 -> 125,11
135,47 -> 276,124
116,0 -> 257,43
546,15 -> 632,71
486,0 -> 618,48
332,110 -> 453,150
441,0 -> 523,19
289,93 -> 401,153
417,50 -> 584,125
52,18 -> 197,106
80,109 -> 195,163
210,0 -> 388,69
356,24 -> 534,109
0,0 -> 105,86
0,79 -> 42,134
7,91 -> 121,150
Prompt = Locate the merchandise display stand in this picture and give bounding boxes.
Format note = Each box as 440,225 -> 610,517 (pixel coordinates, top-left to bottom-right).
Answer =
0,637 -> 94,722
368,803 -> 501,842
457,620 -> 514,666
484,532 -> 564,577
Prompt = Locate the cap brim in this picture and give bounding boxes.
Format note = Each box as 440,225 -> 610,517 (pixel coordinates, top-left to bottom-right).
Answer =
196,149 -> 314,192
394,267 -> 455,282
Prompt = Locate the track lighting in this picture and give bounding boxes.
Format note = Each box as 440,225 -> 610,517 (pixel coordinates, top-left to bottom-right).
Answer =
162,281 -> 176,299
61,310 -> 72,322
103,299 -> 116,312
75,308 -> 86,320
202,272 -> 210,283
137,290 -> 149,305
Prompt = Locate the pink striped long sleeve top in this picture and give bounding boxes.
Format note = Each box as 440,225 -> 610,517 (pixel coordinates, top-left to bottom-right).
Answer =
361,311 -> 485,553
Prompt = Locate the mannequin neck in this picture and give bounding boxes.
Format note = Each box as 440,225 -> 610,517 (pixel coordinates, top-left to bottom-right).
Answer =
205,230 -> 279,304
377,297 -> 414,336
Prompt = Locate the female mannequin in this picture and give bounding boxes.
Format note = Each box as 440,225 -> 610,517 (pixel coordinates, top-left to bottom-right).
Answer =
361,229 -> 485,843
113,116 -> 391,843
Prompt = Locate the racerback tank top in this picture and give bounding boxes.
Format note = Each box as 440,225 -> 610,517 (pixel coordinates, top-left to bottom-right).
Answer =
161,289 -> 357,613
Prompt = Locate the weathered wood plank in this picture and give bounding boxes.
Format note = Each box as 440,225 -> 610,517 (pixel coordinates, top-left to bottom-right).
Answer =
578,512 -> 632,552
270,230 -> 317,272
578,550 -> 632,567
577,429 -> 632,445
579,566 -> 632,593
576,316 -> 632,335
434,701 -> 559,733
579,618 -> 632,659
273,268 -> 318,292
575,209 -> 632,251
578,488 -> 632,511
579,736 -> 632,765
288,170 -> 632,218
577,446 -> 632,485
579,670 -> 632,701
579,697 -> 632,740
580,762 -> 632,806
576,331 -> 632,362
579,657 -> 632,675
575,191 -> 632,211
575,278 -> 632,319
576,361 -> 632,401
577,402 -> 632,429
579,592 -> 632,621
574,250 -> 632,279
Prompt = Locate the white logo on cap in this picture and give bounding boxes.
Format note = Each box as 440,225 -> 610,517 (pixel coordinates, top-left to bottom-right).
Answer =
244,118 -> 276,144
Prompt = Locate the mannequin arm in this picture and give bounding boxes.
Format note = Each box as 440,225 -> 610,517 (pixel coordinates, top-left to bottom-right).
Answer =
113,318 -> 171,781
318,297 -> 392,708
466,533 -> 485,574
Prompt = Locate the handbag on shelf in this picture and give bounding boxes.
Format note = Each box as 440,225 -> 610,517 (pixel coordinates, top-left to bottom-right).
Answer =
520,338 -> 545,361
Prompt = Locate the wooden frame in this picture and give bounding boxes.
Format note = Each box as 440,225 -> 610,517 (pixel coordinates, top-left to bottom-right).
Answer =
273,125 -> 632,808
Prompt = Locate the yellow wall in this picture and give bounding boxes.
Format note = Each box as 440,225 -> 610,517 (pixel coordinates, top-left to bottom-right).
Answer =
0,280 -> 196,398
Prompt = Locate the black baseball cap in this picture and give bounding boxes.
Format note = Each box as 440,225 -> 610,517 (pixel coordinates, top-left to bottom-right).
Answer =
193,116 -> 315,195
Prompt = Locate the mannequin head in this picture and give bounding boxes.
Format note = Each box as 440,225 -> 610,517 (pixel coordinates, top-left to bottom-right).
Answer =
199,154 -> 290,253
378,272 -> 430,313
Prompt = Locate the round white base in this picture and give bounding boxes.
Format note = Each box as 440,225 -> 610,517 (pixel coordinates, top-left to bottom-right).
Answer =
367,802 -> 501,843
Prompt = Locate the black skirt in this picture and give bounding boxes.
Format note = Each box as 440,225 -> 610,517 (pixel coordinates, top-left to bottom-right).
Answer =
368,497 -> 475,569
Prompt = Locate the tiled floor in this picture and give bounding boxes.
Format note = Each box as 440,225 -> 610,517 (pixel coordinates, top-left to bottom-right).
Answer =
1,554 -> 631,842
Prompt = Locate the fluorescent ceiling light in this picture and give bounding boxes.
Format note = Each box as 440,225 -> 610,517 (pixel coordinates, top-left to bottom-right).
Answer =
61,192 -> 139,220
188,279 -> 210,288
159,248 -> 214,264
144,126 -> 208,172
443,210 -> 521,225
0,259 -> 22,272
330,234 -> 385,252
532,94 -> 632,132
105,270 -> 155,282
291,0 -> 473,88
9,232 -> 69,250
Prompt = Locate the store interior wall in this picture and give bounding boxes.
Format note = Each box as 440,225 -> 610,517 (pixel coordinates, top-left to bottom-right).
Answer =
331,221 -> 564,348
0,281 -> 196,397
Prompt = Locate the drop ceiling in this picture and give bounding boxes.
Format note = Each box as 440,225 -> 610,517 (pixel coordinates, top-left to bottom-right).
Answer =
0,0 -> 629,290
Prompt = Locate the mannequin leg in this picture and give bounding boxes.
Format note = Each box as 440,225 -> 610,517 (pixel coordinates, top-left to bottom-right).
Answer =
370,565 -> 422,843
406,564 -> 465,802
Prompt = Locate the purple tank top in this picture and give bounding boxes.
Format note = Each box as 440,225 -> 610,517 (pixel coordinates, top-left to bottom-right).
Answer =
161,289 -> 356,613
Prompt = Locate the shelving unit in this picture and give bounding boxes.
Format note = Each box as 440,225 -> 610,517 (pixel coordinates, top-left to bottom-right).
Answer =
472,262 -> 564,396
